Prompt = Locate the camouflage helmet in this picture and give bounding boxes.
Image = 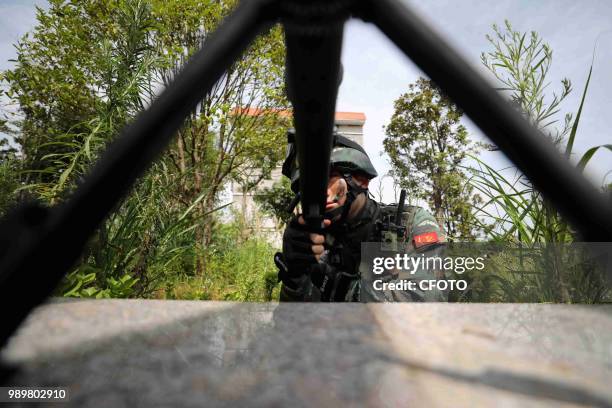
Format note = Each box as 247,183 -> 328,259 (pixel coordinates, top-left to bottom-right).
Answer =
282,129 -> 378,193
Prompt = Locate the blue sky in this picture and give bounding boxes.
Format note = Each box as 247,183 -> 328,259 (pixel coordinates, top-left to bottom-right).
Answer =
2,0 -> 611,203
338,0 -> 612,201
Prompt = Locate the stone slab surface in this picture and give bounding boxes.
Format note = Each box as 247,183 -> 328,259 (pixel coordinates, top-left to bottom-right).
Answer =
1,299 -> 611,407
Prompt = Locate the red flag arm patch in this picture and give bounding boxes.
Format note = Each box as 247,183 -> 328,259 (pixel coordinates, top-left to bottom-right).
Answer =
413,231 -> 439,248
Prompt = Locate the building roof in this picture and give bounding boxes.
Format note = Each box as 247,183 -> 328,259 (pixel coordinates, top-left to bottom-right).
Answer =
334,112 -> 366,123
231,108 -> 366,125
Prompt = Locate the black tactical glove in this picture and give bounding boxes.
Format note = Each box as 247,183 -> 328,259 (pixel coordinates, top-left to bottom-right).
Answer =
309,262 -> 336,301
277,217 -> 318,290
310,261 -> 359,302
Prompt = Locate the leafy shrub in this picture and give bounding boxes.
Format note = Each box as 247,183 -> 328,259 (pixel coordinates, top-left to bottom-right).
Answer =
160,220 -> 280,301
58,267 -> 139,299
254,178 -> 295,228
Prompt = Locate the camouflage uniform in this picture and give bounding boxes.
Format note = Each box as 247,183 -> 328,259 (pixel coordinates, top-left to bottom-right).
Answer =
279,197 -> 447,302
279,130 -> 447,302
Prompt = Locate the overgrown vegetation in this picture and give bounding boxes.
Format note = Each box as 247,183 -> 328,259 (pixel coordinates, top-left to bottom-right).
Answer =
253,177 -> 295,229
474,21 -> 612,244
0,0 -> 285,300
460,21 -> 612,302
1,6 -> 609,303
159,219 -> 280,301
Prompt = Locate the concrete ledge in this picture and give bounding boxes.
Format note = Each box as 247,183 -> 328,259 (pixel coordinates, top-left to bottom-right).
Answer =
2,300 -> 611,407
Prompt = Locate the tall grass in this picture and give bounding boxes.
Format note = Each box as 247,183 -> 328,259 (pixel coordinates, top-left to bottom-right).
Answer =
462,22 -> 612,303
159,217 -> 280,302
472,49 -> 610,244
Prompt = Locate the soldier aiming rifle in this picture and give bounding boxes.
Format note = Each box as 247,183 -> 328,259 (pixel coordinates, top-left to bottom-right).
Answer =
275,130 -> 448,302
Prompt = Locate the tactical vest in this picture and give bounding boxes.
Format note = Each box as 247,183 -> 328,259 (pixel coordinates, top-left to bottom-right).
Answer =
321,198 -> 446,302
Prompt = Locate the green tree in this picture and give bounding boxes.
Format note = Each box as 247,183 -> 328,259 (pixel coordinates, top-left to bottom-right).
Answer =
125,0 -> 290,275
150,0 -> 289,273
0,89 -> 18,216
2,0 -> 122,188
383,77 -> 481,240
5,0 -> 180,297
0,148 -> 19,217
254,177 -> 295,228
1,0 -> 290,294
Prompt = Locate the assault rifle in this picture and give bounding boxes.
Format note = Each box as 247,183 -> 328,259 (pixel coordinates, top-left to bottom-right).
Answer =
1,0 -> 612,349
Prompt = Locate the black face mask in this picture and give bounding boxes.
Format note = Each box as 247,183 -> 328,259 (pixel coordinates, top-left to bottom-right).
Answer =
323,173 -> 368,224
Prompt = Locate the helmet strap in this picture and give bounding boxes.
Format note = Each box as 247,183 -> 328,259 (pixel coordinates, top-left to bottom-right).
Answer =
324,173 -> 368,224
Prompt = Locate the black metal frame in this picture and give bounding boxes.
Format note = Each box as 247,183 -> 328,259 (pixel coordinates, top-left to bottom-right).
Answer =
1,0 -> 611,348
